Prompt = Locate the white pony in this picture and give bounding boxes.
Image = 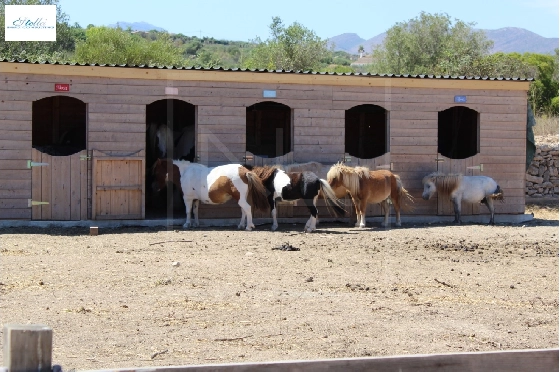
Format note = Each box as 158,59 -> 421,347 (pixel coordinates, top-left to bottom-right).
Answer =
422,172 -> 504,225
152,159 -> 270,230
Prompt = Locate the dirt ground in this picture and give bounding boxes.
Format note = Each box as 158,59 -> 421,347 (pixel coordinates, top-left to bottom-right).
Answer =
0,200 -> 558,371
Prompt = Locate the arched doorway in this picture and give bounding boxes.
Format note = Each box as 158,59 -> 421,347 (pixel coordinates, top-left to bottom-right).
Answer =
245,101 -> 292,165
438,106 -> 479,160
31,96 -> 88,220
145,99 -> 196,217
344,104 -> 391,220
437,106 -> 481,216
345,104 -> 388,162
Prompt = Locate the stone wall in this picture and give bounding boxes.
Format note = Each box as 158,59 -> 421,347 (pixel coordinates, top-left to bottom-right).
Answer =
526,143 -> 559,197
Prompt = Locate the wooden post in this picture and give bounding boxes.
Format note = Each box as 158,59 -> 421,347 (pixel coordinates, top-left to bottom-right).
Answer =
90,226 -> 99,236
3,324 -> 52,372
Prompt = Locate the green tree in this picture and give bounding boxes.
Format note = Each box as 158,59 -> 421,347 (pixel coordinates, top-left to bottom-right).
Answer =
0,0 -> 76,61
371,12 -> 492,75
521,52 -> 559,115
184,39 -> 203,56
244,16 -> 330,71
74,26 -> 185,66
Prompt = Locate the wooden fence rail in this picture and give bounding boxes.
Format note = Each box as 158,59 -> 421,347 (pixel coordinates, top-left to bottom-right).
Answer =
2,325 -> 558,372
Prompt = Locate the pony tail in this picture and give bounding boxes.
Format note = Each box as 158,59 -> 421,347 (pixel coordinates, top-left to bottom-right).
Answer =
396,175 -> 415,212
246,172 -> 271,212
319,179 -> 347,217
490,185 -> 505,202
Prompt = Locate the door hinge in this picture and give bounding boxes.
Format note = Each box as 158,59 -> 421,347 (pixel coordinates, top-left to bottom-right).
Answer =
243,155 -> 254,161
435,158 -> 445,162
467,164 -> 484,172
27,160 -> 49,168
28,199 -> 49,207
80,155 -> 91,161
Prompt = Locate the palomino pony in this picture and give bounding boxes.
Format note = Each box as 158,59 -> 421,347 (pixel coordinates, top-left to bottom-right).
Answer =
152,159 -> 270,230
327,162 -> 414,228
244,165 -> 346,232
422,172 -> 504,225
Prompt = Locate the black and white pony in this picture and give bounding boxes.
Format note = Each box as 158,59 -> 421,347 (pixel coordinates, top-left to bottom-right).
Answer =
244,165 -> 346,232
422,172 -> 504,225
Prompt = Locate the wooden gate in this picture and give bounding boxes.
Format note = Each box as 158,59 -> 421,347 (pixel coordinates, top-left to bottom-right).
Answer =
30,149 -> 88,220
92,150 -> 145,220
436,153 -> 482,217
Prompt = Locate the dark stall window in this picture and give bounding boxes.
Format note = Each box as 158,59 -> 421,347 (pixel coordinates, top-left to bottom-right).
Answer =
32,96 -> 86,156
345,104 -> 388,159
438,106 -> 479,159
246,101 -> 291,158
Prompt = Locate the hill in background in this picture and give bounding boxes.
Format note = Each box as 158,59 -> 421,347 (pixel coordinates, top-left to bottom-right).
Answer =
328,27 -> 558,55
108,21 -> 166,32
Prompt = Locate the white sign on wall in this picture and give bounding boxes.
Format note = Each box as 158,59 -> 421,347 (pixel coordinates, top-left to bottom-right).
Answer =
263,90 -> 277,98
5,5 -> 57,41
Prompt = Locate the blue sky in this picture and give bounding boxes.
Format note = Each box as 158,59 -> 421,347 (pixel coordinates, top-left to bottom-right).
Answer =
58,0 -> 559,40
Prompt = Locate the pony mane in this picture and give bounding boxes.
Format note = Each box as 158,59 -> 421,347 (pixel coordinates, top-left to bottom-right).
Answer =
327,162 -> 369,196
248,165 -> 279,182
423,172 -> 462,197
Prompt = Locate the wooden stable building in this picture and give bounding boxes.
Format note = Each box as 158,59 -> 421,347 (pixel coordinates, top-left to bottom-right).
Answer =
0,61 -> 531,223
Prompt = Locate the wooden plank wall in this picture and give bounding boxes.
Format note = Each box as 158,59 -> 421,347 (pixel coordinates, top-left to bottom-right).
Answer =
0,98 -> 32,219
0,70 -> 528,220
331,86 -> 527,216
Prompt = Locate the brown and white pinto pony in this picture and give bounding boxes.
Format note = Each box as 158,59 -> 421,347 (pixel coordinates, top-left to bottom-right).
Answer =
152,159 -> 270,230
327,162 -> 414,228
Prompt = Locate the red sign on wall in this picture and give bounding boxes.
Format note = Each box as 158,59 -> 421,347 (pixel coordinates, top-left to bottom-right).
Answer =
54,83 -> 70,92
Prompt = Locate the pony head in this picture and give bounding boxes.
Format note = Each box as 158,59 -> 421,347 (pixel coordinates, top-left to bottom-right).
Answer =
326,162 -> 345,189
327,162 -> 367,197
151,158 -> 172,192
421,173 -> 439,200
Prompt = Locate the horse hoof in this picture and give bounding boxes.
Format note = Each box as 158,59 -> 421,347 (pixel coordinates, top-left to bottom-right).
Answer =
359,224 -> 366,228
271,225 -> 278,231
305,228 -> 314,233
182,224 -> 191,229
396,222 -> 402,227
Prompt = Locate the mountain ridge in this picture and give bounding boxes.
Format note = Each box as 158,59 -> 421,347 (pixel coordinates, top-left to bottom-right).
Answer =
108,21 -> 166,32
328,27 -> 558,55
